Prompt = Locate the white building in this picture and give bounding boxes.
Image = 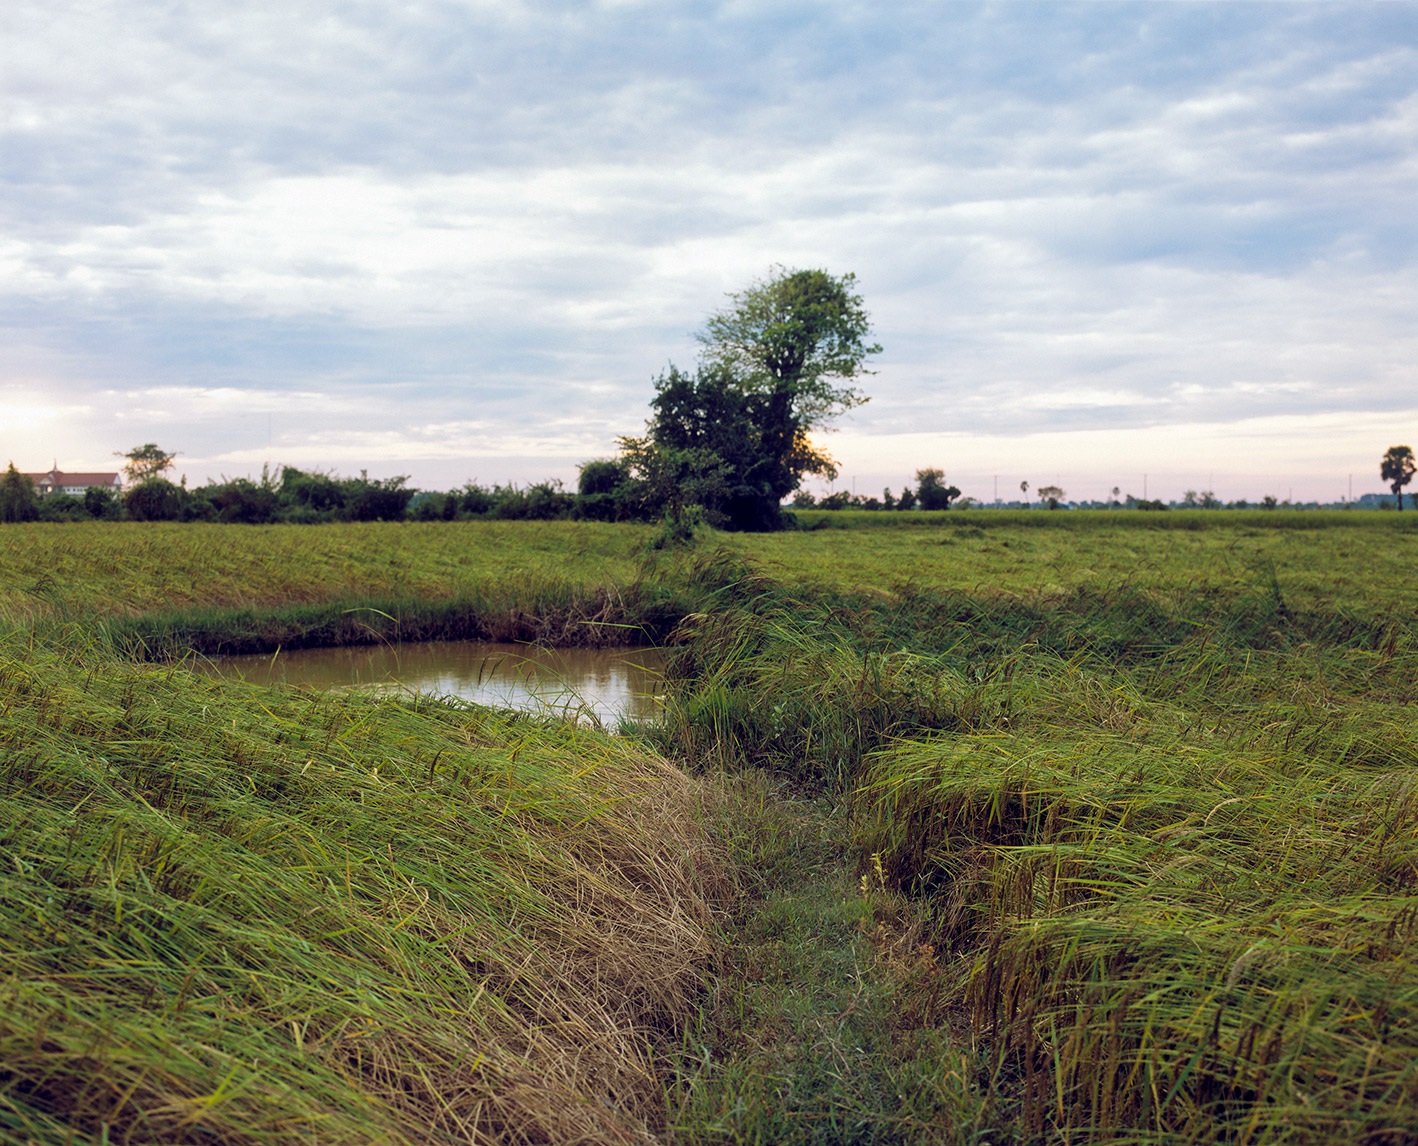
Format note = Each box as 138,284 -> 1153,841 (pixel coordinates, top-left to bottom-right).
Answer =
23,468 -> 124,496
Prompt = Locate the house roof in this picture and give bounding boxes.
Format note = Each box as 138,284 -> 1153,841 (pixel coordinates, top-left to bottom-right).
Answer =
24,470 -> 122,488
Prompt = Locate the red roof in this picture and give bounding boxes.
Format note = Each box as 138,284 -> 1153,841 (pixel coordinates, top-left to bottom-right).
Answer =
23,470 -> 122,489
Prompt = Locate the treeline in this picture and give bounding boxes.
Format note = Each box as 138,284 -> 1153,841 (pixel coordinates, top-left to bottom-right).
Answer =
0,463 -> 581,525
789,467 -> 960,512
0,458 -> 978,526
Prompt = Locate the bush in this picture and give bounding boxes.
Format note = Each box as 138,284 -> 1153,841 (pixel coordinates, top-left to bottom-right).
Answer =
125,479 -> 187,522
199,478 -> 280,524
279,467 -> 347,519
459,483 -> 497,517
36,496 -> 90,522
409,492 -> 460,522
494,481 -> 574,521
576,460 -> 637,522
83,486 -> 122,519
347,474 -> 415,522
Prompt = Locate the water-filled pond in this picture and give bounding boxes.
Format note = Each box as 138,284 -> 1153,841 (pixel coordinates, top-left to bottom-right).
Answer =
205,642 -> 667,724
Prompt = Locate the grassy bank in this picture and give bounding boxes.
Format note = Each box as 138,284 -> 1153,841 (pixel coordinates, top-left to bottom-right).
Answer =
0,629 -> 729,1144
100,578 -> 695,660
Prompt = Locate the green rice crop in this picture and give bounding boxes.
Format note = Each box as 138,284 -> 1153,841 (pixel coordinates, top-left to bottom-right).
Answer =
0,629 -> 730,1144
731,510 -> 1418,616
641,539 -> 1418,1140
0,521 -> 652,624
9,514 -> 1418,629
852,611 -> 1418,1141
9,515 -> 1418,1142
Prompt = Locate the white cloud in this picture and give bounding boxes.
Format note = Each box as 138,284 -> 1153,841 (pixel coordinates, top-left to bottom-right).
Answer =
0,1 -> 1414,496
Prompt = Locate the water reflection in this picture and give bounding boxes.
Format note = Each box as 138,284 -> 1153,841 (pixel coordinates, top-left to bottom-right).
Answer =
206,641 -> 666,724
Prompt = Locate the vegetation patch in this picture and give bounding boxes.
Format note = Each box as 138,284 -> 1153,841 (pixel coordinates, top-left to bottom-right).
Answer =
6,518 -> 1418,1142
641,540 -> 1418,1141
0,632 -> 730,1144
0,521 -> 653,625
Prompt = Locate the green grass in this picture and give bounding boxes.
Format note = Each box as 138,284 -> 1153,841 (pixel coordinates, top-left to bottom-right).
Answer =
0,628 -> 728,1144
7,516 -> 1418,1143
0,521 -> 653,624
734,509 -> 1418,614
669,776 -> 996,1146
641,541 -> 1418,1142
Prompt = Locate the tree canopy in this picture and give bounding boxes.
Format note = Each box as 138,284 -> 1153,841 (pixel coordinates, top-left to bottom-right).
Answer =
624,267 -> 880,531
0,463 -> 39,523
915,468 -> 961,511
117,443 -> 177,485
1381,445 -> 1415,510
1036,484 -> 1066,510
696,267 -> 880,422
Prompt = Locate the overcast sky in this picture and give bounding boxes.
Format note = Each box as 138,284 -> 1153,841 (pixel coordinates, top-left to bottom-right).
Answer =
2,1 -> 1415,504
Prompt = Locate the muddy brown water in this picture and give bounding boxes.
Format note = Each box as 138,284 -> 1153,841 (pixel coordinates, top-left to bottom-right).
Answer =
204,642 -> 667,724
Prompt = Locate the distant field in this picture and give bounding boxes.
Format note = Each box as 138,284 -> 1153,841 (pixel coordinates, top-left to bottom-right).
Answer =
735,509 -> 1418,612
5,512 -> 1415,626
0,520 -> 652,623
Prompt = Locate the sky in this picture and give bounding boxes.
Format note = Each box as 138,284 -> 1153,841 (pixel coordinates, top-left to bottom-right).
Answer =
2,0 -> 1415,506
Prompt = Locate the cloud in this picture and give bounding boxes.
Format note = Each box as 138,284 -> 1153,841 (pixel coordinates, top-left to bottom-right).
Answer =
1,1 -> 1414,499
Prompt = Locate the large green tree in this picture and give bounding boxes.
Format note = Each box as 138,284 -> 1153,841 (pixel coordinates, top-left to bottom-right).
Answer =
632,267 -> 880,531
1381,445 -> 1415,510
116,443 -> 177,485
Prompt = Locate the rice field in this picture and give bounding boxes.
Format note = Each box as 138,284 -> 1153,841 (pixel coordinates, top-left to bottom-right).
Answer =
6,511 -> 1416,627
4,513 -> 1418,1143
649,531 -> 1418,1143
0,521 -> 652,623
0,630 -> 729,1144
